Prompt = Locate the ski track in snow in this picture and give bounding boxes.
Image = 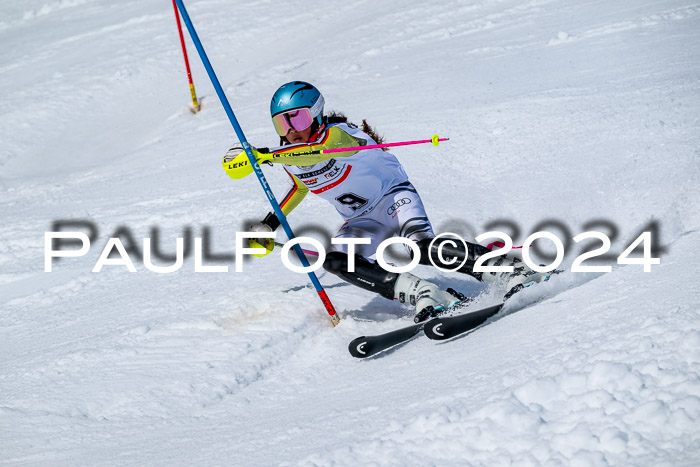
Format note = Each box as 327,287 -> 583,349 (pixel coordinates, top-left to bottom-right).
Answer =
1,0 -> 699,465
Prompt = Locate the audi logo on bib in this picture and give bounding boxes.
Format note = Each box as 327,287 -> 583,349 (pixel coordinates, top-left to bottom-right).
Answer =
387,198 -> 411,215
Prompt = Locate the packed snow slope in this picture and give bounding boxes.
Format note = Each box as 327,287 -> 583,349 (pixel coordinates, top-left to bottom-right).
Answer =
2,0 -> 699,465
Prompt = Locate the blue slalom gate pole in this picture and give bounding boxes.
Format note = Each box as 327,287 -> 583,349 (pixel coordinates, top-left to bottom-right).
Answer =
173,0 -> 339,326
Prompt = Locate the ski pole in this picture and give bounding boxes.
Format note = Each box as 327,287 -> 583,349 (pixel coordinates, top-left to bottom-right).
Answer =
173,0 -> 339,326
172,0 -> 200,113
274,242 -> 319,257
274,134 -> 448,158
224,135 -> 449,179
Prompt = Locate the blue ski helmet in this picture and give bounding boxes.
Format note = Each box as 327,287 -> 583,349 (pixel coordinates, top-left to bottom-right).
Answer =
270,81 -> 325,128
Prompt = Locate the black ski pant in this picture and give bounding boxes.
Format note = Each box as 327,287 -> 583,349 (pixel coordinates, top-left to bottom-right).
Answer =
323,237 -> 491,299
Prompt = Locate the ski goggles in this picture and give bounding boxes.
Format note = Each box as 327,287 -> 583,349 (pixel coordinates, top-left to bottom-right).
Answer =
272,108 -> 314,137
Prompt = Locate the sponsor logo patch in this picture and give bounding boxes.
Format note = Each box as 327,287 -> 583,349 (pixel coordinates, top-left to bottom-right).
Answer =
297,159 -> 337,178
387,198 -> 411,215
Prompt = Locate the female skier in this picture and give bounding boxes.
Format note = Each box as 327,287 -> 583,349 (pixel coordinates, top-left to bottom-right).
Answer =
224,81 -> 547,322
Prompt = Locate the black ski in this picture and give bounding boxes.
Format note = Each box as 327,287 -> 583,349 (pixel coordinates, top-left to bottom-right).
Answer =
348,322 -> 424,358
348,302 -> 503,358
348,297 -> 474,358
424,303 -> 503,340
348,270 -> 565,358
424,269 -> 566,341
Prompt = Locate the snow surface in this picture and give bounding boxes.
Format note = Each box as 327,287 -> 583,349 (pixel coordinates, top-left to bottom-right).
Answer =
2,0 -> 700,465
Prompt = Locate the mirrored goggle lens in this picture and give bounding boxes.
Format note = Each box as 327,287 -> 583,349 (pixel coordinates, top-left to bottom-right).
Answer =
272,108 -> 314,136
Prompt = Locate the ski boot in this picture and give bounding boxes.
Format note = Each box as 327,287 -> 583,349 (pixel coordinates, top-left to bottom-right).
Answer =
393,273 -> 472,323
481,257 -> 554,299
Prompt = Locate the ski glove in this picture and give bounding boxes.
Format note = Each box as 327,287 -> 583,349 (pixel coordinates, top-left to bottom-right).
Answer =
223,143 -> 273,179
247,212 -> 280,258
